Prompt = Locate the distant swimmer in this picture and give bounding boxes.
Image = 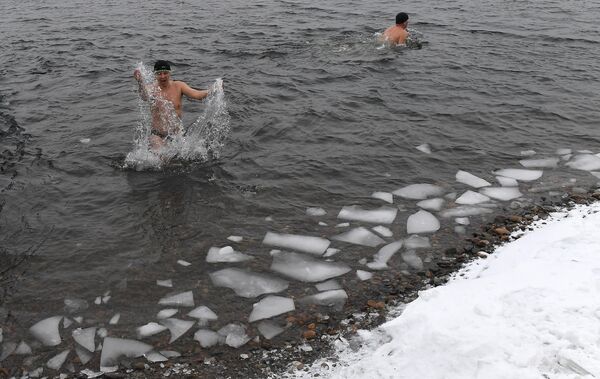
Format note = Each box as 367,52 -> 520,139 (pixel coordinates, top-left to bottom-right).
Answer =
133,60 -> 217,149
381,12 -> 410,46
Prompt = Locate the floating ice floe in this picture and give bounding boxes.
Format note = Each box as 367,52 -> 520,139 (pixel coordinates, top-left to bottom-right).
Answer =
416,197 -> 445,211
392,183 -> 444,200
160,318 -> 195,343
29,316 -> 62,346
136,322 -> 168,339
206,246 -> 253,263
76,345 -> 93,365
73,316 -> 83,324
80,369 -> 103,378
47,349 -> 70,370
372,225 -> 393,237
455,170 -> 491,188
248,296 -> 295,322
356,270 -> 373,281
210,268 -> 289,297
160,350 -> 181,358
496,176 -> 518,187
402,250 -> 424,270
455,190 -> 491,205
271,252 -> 351,282
519,157 -> 559,168
323,247 -> 340,257
493,168 -> 543,181
73,327 -> 96,352
13,341 -> 31,355
257,321 -> 284,339
263,232 -> 330,256
416,143 -> 432,154
406,210 -> 440,234
157,279 -> 172,287
188,306 -> 218,323
367,240 -> 403,270
520,150 -> 536,156
158,291 -> 195,307
445,192 -> 457,200
480,187 -> 523,201
157,309 -> 178,319
80,138 -> 91,144
145,351 -> 168,363
218,324 -> 250,348
404,235 -> 431,249
306,207 -> 327,216
337,205 -> 397,224
455,217 -> 470,225
97,328 -> 108,339
298,289 -> 348,311
109,313 -> 120,325
100,337 -> 152,373
332,227 -> 385,247
227,235 -> 243,243
177,260 -> 191,267
63,318 -> 73,329
194,329 -> 220,348
439,206 -> 494,218
566,154 -> 600,171
94,297 -> 102,305
336,222 -> 350,228
556,148 -> 572,155
371,191 -> 394,203
315,279 -> 342,291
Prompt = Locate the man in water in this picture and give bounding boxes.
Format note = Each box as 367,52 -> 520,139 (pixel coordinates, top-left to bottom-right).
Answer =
382,12 -> 410,45
133,60 -> 212,149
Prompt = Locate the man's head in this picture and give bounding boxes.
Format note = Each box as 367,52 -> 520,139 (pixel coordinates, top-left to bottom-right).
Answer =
396,12 -> 409,25
154,60 -> 171,84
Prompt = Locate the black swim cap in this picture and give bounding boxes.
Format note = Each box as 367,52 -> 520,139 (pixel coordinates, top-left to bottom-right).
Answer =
154,60 -> 171,72
396,12 -> 409,24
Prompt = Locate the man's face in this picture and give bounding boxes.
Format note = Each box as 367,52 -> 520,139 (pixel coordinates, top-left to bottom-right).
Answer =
155,70 -> 171,84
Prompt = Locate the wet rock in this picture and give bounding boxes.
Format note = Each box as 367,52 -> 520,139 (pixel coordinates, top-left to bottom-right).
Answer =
367,300 -> 385,310
293,361 -> 304,370
302,330 -> 316,340
307,323 -> 316,330
476,252 -> 489,258
509,215 -> 524,223
493,227 -> 509,236
133,361 -> 146,370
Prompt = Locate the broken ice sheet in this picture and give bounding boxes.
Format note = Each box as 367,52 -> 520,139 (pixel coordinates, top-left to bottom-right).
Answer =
145,351 -> 168,363
566,154 -> 600,171
29,316 -> 62,346
315,279 -> 342,291
371,191 -> 393,203
591,172 -> 600,179
416,143 -> 432,154
206,246 -> 253,263
160,318 -> 195,343
519,157 -> 559,168
402,250 -> 423,270
367,240 -> 403,270
248,296 -> 295,322
323,247 -> 340,257
47,349 -> 70,370
439,206 -> 494,218
372,225 -> 393,237
100,337 -> 152,373
14,341 -> 32,355
72,327 -> 96,352
188,306 -> 218,324
210,268 -> 289,298
406,210 -> 440,234
157,309 -> 178,319
156,279 -> 173,288
404,235 -> 431,249
480,187 -> 523,201
194,329 -> 220,348
332,227 -> 385,247
257,321 -> 284,340
496,176 -> 518,187
109,313 -> 120,325
306,207 -> 327,216
0,342 -> 16,361
177,259 -> 191,266
455,190 -> 490,205
263,232 -> 330,256
416,198 -> 444,211
136,322 -> 168,339
520,150 -> 536,156
356,270 -> 373,281
298,289 -> 348,311
227,235 -> 243,243
218,324 -> 250,348
336,222 -> 350,228
556,148 -> 572,155
76,345 -> 93,365
392,183 -> 444,199
493,168 -> 543,181
271,251 -> 351,282
455,217 -> 470,225
158,291 -> 194,307
337,205 -> 397,224
455,170 -> 491,188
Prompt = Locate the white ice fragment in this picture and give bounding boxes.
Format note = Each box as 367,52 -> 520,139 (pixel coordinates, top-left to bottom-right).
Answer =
337,205 -> 397,224
80,138 -> 91,144
306,207 -> 327,216
480,187 -> 523,201
158,291 -> 194,307
562,154 -> 572,161
265,216 -> 274,221
262,232 -> 330,255
455,190 -> 491,205
227,235 -> 243,243
336,222 -> 350,228
298,290 -> 348,311
72,327 -> 96,352
157,309 -> 178,319
519,157 -> 559,168
102,296 -> 111,304
257,321 -> 284,339
392,183 -> 444,199
318,221 -> 328,226
75,345 -> 93,365
315,279 -> 342,291
496,176 -> 518,187
96,328 -> 108,338
439,206 -> 494,218
455,217 -> 470,225
566,154 -> 600,171
156,279 -> 173,288
372,225 -> 393,237
136,322 -> 168,339
15,341 -> 32,355
100,337 -> 152,373
445,192 -> 457,200
109,313 -> 120,325
160,350 -> 181,358
47,349 -> 69,370
218,324 -> 250,348
210,268 -> 288,297
206,246 -> 253,263
323,247 -> 340,257
64,298 -> 89,314
416,143 -> 432,154
520,150 -> 536,156
356,270 -> 373,281
248,296 -> 295,322
556,148 -> 572,155
29,316 -> 62,346
73,316 -> 83,324
194,329 -> 220,348
145,351 -> 168,363
332,227 -> 385,247
406,210 -> 440,234
188,306 -> 218,322
455,170 -> 491,188
271,252 -> 351,282
371,191 -> 393,203
402,250 -> 423,270
416,198 -> 445,211
160,318 -> 195,343
177,259 -> 191,266
404,235 -> 431,249
493,168 -> 543,181
94,297 -> 102,305
367,240 -> 403,270
63,318 -> 73,329
80,369 -> 103,378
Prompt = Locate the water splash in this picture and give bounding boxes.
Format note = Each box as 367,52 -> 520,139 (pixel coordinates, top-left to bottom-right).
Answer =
123,62 -> 230,170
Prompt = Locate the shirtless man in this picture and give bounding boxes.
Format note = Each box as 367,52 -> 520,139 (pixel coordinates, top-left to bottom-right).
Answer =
382,12 -> 410,45
133,60 -> 211,149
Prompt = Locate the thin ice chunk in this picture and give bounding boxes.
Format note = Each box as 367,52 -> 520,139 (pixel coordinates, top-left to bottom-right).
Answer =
372,225 -> 393,237
218,324 -> 250,348
145,351 -> 167,363
519,157 -> 559,168
356,270 -> 373,281
188,306 -> 218,322
496,176 -> 518,187
177,260 -> 191,266
157,309 -> 178,319
323,248 -> 340,257
439,206 -> 494,218
402,251 -> 424,270
298,290 -> 348,311
257,321 -> 284,339
76,345 -> 93,365
80,369 -> 103,378
367,240 -> 403,270
566,154 -> 600,171
337,205 -> 397,224
262,232 -> 330,255
416,143 -> 432,154
556,148 -> 572,155
206,246 -> 253,263
455,217 -> 470,225
109,313 -> 120,325
407,210 -> 440,234
194,329 -> 220,348
136,322 -> 168,339
160,318 -> 195,343
47,349 -> 69,370
336,222 -> 350,228
156,279 -> 173,287
29,316 -> 62,346
493,168 -> 543,181
160,350 -> 181,358
306,207 -> 327,216
315,279 -> 342,291
392,184 -> 444,199
100,337 -> 152,373
158,291 -> 194,307
227,235 -> 243,243
455,190 -> 491,205
480,187 -> 523,201
270,252 -> 351,282
332,227 -> 385,247
15,341 -> 32,355
210,268 -> 288,297
520,150 -> 536,156
404,235 -> 431,249
248,296 -> 295,322
72,327 -> 96,352
371,192 -> 393,203
416,198 -> 445,211
455,170 -> 491,188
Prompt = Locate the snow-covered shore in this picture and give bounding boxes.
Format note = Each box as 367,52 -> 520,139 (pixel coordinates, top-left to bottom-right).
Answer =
291,201 -> 600,379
